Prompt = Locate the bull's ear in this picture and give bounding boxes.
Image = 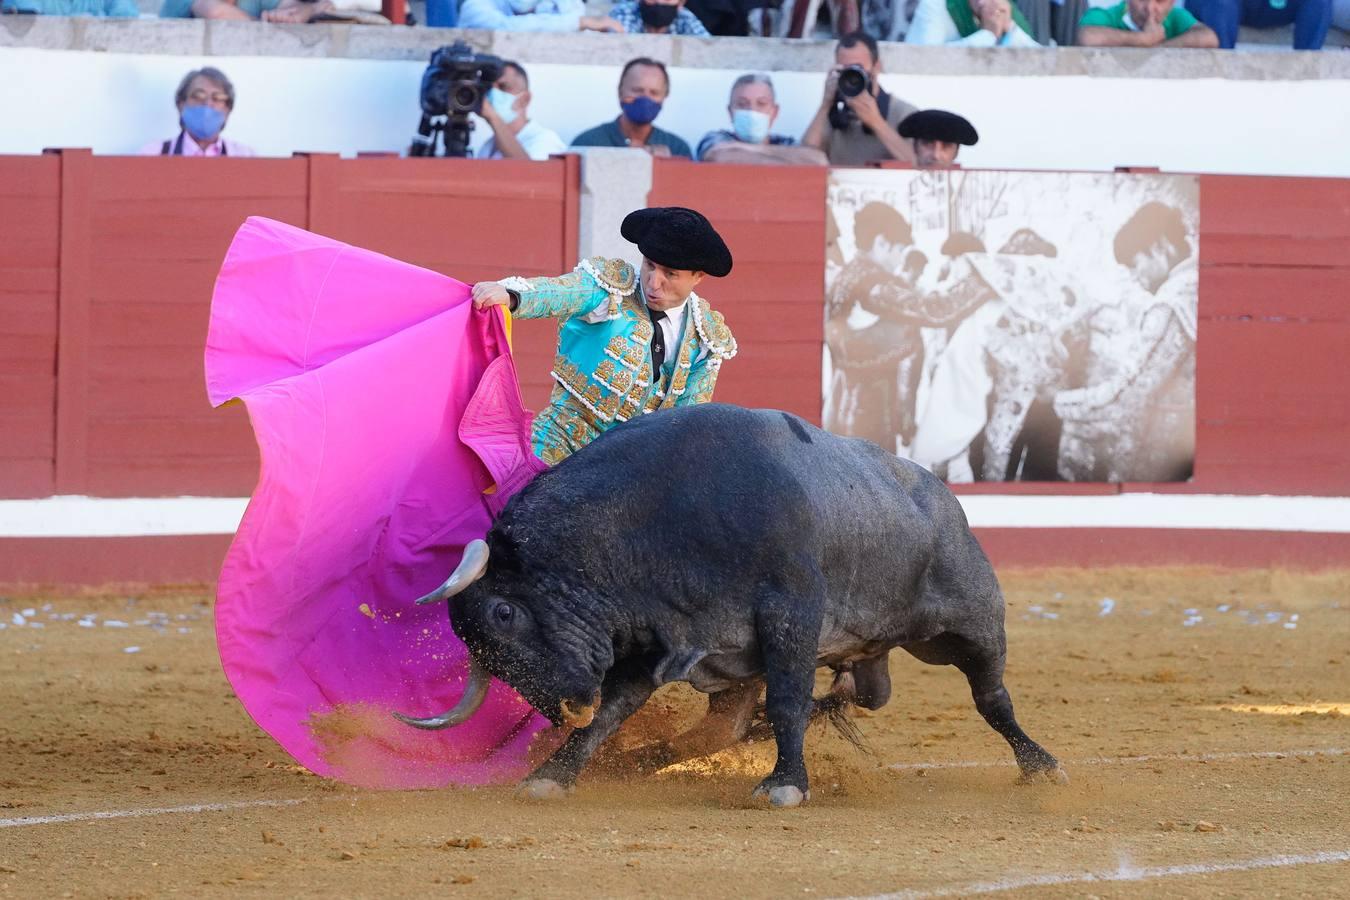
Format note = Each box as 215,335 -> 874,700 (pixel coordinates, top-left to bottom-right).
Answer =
415,539 -> 489,605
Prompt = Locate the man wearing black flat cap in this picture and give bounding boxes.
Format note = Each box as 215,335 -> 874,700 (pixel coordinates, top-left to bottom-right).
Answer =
471,206 -> 737,465
897,109 -> 979,169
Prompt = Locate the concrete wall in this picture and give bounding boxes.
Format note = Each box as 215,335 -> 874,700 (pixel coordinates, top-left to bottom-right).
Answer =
2,20 -> 1350,176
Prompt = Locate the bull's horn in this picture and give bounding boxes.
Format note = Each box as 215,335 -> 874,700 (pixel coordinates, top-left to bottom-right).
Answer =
392,660 -> 491,730
414,539 -> 490,605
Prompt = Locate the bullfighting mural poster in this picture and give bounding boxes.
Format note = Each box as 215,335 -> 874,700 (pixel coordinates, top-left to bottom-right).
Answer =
823,169 -> 1199,483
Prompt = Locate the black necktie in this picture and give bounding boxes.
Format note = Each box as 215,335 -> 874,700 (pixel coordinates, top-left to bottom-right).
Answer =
649,308 -> 667,380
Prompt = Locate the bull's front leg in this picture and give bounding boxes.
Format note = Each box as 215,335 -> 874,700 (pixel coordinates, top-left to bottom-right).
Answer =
521,658 -> 655,800
750,583 -> 823,809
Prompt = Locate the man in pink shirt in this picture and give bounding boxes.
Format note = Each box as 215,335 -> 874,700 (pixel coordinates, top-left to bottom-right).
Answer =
139,67 -> 256,157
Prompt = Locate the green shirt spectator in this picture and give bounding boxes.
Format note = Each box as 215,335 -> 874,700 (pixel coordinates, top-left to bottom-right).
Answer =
1077,0 -> 1219,45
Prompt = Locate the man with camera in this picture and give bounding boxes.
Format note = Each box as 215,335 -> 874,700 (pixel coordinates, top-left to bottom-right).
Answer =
802,31 -> 917,167
468,207 -> 737,464
478,62 -> 567,161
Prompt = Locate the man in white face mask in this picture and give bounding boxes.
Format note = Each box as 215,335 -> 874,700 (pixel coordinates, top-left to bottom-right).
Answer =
477,61 -> 567,161
695,74 -> 827,166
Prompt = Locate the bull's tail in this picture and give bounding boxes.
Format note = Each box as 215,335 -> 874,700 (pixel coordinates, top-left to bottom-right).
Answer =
745,694 -> 874,757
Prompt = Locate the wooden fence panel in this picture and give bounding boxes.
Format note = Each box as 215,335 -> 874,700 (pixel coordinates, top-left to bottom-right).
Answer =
79,155 -> 309,496
647,161 -> 828,424
0,155 -> 60,498
1195,175 -> 1350,496
304,154 -> 579,414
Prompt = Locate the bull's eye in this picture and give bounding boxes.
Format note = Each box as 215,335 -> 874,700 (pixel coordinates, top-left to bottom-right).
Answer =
491,601 -> 515,627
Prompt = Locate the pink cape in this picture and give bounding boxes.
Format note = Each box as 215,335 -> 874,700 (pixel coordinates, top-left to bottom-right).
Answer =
205,217 -> 552,789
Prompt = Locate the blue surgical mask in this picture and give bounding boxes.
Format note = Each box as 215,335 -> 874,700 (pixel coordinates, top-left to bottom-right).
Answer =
731,108 -> 771,144
506,0 -> 537,10
181,104 -> 226,141
487,87 -> 520,125
621,96 -> 663,126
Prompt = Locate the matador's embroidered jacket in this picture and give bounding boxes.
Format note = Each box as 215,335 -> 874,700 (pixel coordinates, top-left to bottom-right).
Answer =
500,257 -> 738,465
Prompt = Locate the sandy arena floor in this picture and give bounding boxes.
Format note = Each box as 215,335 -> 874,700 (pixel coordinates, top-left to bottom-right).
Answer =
1,568 -> 1348,899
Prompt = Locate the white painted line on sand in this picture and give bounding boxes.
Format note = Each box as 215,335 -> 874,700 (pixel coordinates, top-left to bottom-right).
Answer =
887,746 -> 1348,771
4,493 -> 1350,538
844,849 -> 1350,900
0,798 -> 305,829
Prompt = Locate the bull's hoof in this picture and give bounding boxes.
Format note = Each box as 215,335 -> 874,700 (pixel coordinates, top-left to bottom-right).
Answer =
1017,765 -> 1070,786
751,782 -> 810,809
517,778 -> 571,801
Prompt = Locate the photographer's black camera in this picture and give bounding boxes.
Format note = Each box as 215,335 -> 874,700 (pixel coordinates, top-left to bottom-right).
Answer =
411,41 -> 506,158
836,64 -> 870,99
828,64 -> 873,131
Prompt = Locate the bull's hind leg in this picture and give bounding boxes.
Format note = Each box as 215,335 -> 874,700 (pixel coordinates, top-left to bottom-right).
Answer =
904,634 -> 1067,784
750,580 -> 824,809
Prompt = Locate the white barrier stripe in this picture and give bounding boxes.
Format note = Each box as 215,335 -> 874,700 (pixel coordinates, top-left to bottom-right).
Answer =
845,850 -> 1350,900
0,798 -> 305,829
0,496 -> 249,538
3,494 -> 1350,538
956,493 -> 1350,533
887,746 -> 1348,771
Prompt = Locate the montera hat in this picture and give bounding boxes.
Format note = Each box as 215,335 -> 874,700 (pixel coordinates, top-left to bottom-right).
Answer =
620,207 -> 734,277
897,109 -> 979,146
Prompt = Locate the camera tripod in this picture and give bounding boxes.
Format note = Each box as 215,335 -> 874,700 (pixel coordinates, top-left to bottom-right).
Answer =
410,113 -> 478,159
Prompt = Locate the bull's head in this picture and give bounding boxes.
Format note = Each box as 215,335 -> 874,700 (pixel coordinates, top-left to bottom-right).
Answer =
393,539 -> 605,731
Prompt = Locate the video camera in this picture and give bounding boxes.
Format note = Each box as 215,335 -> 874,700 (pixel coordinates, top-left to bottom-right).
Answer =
828,64 -> 872,131
410,41 -> 506,159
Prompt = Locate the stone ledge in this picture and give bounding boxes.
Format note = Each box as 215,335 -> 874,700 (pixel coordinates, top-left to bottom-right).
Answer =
3,16 -> 1348,80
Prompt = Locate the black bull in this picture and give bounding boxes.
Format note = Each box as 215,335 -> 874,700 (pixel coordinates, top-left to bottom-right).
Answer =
398,404 -> 1065,807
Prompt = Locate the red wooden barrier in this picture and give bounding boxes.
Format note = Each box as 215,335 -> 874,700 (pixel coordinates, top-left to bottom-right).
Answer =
2,157 -> 1348,506
1195,175 -> 1350,496
0,155 -> 60,498
647,162 -> 828,425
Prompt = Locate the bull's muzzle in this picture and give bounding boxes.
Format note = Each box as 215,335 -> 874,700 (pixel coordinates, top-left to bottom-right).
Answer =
415,539 -> 489,605
392,659 -> 491,730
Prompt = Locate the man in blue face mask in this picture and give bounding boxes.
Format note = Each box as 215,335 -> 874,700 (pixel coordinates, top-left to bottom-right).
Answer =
478,61 -> 567,161
571,58 -> 693,159
139,67 -> 256,157
696,73 -> 827,166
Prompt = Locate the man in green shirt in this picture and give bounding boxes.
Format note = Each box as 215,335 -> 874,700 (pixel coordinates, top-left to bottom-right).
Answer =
1077,0 -> 1219,45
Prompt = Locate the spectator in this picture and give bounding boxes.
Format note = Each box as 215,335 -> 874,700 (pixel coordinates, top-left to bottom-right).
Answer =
906,0 -> 1042,45
571,58 -> 693,158
139,68 -> 256,157
802,31 -> 919,166
1,0 -> 136,14
608,0 -> 713,33
897,109 -> 979,168
1185,0 -> 1330,49
457,0 -> 624,31
477,62 -> 568,161
1076,0 -> 1220,46
696,73 -> 829,165
684,0 -> 760,34
160,0 -> 336,21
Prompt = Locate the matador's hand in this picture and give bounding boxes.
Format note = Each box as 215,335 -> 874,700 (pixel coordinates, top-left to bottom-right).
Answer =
472,282 -> 511,310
